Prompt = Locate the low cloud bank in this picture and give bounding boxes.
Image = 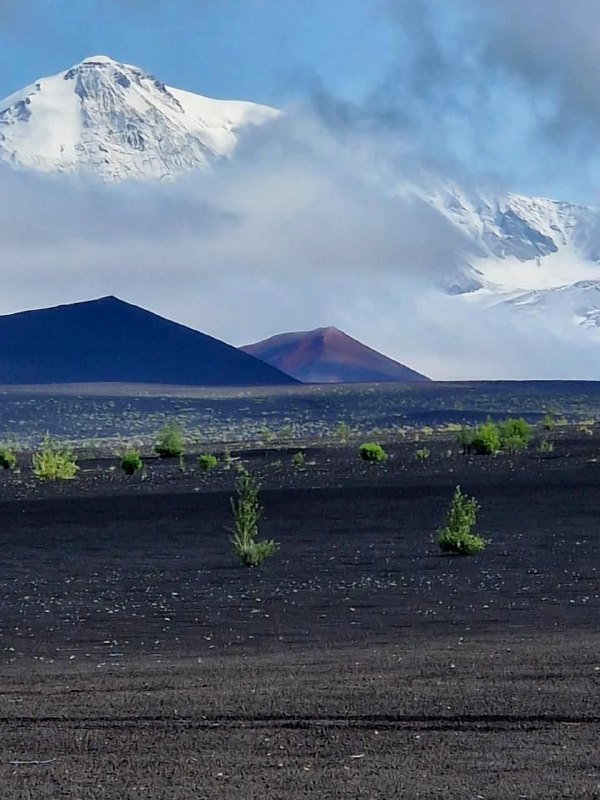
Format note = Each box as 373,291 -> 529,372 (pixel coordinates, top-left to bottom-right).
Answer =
0,107 -> 598,380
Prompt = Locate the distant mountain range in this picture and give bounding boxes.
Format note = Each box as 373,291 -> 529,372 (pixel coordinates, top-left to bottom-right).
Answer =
3,55 -> 600,374
0,296 -> 297,386
242,327 -> 429,383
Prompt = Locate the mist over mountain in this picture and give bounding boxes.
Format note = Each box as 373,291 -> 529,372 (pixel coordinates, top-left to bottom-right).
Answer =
1,55 -> 600,379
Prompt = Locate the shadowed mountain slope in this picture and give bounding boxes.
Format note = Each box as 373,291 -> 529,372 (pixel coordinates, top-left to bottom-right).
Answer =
242,326 -> 429,383
0,297 -> 298,386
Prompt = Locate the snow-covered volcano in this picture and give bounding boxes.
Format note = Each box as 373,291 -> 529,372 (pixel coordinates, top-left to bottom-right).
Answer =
398,179 -> 600,330
2,55 -> 600,376
0,55 -> 278,180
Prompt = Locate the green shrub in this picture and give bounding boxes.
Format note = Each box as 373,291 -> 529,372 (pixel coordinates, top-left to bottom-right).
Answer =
537,439 -> 555,454
32,435 -> 79,481
257,425 -> 274,443
0,446 -> 17,470
154,423 -> 184,458
471,422 -> 501,455
468,418 -> 532,455
335,420 -> 351,442
542,412 -> 555,431
437,528 -> 487,556
121,450 -> 143,475
229,469 -> 278,567
359,442 -> 388,462
498,417 -> 532,453
415,447 -> 430,460
198,453 -> 218,471
279,424 -> 293,439
457,426 -> 475,455
436,486 -> 487,556
292,451 -> 305,468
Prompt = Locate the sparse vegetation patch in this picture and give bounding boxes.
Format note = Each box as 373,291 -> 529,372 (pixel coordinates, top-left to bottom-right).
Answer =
436,485 -> 487,556
457,426 -> 475,455
471,422 -> 501,455
121,450 -> 143,475
197,453 -> 218,471
32,435 -> 79,481
542,412 -> 555,431
359,442 -> 388,462
0,446 -> 16,470
537,439 -> 555,454
334,420 -> 351,442
154,422 -> 184,458
292,451 -> 305,468
497,417 -> 532,452
229,468 -> 278,567
462,417 -> 532,456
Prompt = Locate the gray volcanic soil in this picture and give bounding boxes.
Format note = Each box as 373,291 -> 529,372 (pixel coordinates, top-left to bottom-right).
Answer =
0,434 -> 598,798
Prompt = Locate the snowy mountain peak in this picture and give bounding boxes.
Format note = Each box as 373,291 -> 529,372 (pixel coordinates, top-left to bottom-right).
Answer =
80,55 -> 123,65
0,55 -> 279,180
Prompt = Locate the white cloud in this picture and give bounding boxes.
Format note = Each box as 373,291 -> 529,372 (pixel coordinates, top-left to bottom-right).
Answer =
2,108 -> 600,380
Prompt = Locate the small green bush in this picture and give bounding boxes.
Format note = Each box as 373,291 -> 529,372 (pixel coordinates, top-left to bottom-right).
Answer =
537,439 -> 555,454
335,420 -> 351,442
197,453 -> 218,471
0,446 -> 17,470
542,412 -> 555,431
32,435 -> 79,481
154,423 -> 184,458
437,528 -> 487,556
415,447 -> 430,460
457,426 -> 475,455
257,425 -> 274,443
292,451 -> 305,468
498,417 -> 532,453
471,422 -> 501,455
436,485 -> 487,556
359,442 -> 388,462
229,469 -> 278,567
468,418 -> 531,455
121,450 -> 143,475
279,424 -> 293,439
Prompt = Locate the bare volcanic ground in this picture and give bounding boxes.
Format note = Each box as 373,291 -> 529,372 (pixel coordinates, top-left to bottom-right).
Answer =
0,437 -> 599,798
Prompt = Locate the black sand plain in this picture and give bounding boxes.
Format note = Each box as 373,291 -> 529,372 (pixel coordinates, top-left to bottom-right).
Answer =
0,387 -> 599,798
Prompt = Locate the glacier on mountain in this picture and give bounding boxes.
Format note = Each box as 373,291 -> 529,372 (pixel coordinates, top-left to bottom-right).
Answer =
2,55 -> 600,373
0,55 -> 278,180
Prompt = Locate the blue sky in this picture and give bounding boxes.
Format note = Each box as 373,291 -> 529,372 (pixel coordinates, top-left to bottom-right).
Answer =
2,0 -> 600,377
2,0 -> 600,204
0,0 -> 396,105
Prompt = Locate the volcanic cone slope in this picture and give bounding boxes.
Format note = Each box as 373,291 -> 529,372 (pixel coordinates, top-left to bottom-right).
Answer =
242,326 -> 429,383
0,296 -> 299,386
